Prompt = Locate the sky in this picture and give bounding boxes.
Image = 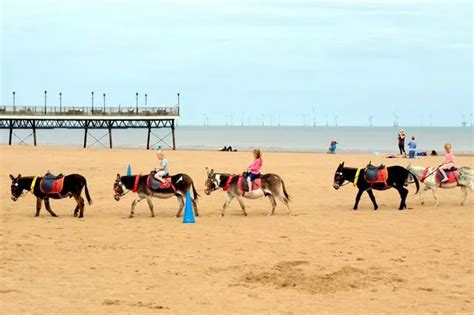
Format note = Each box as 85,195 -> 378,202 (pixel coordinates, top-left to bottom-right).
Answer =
0,0 -> 472,126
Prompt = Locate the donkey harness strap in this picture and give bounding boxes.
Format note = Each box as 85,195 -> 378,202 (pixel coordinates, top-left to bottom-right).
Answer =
353,168 -> 362,187
30,176 -> 38,192
132,175 -> 141,193
223,175 -> 234,191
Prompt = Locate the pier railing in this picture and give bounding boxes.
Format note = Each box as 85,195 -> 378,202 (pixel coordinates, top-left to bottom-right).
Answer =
0,105 -> 179,117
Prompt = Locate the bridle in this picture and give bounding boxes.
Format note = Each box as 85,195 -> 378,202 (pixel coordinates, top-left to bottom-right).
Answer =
334,171 -> 351,187
114,180 -> 131,198
205,175 -> 221,194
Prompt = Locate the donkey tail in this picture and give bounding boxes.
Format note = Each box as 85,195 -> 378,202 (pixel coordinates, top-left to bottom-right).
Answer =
281,179 -> 291,201
407,170 -> 420,194
84,179 -> 93,205
191,181 -> 199,201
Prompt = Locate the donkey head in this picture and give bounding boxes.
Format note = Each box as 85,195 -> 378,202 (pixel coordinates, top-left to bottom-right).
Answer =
204,167 -> 218,195
333,162 -> 345,190
113,173 -> 125,201
9,174 -> 23,201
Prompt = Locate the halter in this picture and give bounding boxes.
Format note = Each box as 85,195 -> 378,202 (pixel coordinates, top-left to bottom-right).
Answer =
334,171 -> 351,187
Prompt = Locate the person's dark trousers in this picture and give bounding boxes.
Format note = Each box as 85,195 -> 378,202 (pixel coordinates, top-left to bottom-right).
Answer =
399,145 -> 406,155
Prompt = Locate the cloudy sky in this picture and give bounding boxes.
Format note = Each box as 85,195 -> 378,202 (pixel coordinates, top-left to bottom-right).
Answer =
1,0 -> 472,126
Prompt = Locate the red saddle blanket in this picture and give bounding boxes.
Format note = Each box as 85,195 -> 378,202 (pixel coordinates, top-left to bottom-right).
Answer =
237,175 -> 262,192
146,175 -> 175,191
435,169 -> 457,185
40,177 -> 64,194
365,168 -> 389,186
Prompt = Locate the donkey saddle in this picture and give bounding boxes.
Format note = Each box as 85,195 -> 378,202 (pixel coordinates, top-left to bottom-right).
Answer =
364,163 -> 388,186
40,172 -> 64,194
147,172 -> 175,191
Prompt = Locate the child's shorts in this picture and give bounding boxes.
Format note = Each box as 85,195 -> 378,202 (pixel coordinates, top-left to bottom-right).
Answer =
247,173 -> 259,181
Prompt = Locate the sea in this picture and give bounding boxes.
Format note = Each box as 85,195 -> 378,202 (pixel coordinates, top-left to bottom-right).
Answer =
1,126 -> 473,154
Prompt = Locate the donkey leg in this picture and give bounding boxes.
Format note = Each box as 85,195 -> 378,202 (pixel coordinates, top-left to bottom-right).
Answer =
192,198 -> 199,217
146,196 -> 155,217
44,198 -> 58,217
73,205 -> 80,217
129,195 -> 145,218
74,195 -> 85,218
431,188 -> 440,207
35,197 -> 43,217
366,189 -> 378,210
221,193 -> 234,217
175,194 -> 185,217
420,186 -> 430,205
396,187 -> 408,210
236,196 -> 247,216
460,186 -> 468,206
267,195 -> 277,216
353,190 -> 364,210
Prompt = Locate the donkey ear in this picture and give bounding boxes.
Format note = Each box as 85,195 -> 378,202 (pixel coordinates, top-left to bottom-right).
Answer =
341,162 -> 344,167
18,174 -> 21,178
205,167 -> 209,176
116,174 -> 121,181
9,174 -> 15,181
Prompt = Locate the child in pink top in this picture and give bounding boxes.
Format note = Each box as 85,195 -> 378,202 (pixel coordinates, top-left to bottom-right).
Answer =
439,143 -> 455,182
247,148 -> 263,193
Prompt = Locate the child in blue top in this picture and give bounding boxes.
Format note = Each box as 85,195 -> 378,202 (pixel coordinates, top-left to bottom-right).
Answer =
408,136 -> 417,159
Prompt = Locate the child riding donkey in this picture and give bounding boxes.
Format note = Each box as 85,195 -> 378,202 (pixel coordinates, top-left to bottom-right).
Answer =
246,148 -> 263,194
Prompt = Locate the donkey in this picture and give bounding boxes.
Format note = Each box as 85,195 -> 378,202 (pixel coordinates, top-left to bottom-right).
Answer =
406,164 -> 473,206
9,174 -> 92,218
204,168 -> 291,217
113,173 -> 199,218
333,162 -> 419,210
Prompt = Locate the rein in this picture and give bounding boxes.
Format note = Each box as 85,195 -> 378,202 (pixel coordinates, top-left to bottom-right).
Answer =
420,167 -> 436,183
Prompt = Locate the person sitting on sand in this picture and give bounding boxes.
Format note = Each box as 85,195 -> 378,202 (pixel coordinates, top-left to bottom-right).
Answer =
438,143 -> 455,182
154,149 -> 169,183
408,136 -> 417,159
246,148 -> 262,193
328,140 -> 337,154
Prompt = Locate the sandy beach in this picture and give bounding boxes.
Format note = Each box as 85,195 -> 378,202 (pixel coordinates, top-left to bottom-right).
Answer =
0,145 -> 473,314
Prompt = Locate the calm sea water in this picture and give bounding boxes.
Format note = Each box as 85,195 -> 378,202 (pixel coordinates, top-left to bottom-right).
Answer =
1,126 -> 473,154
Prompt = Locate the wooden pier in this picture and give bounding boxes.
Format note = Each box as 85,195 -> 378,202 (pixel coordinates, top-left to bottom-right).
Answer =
0,105 -> 179,149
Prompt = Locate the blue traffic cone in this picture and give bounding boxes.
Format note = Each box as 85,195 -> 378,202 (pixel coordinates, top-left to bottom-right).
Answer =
127,165 -> 132,176
183,190 -> 195,224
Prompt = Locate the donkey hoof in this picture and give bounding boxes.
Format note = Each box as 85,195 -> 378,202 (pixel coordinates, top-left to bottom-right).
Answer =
421,201 -> 425,205
373,207 -> 378,211
128,215 -> 134,218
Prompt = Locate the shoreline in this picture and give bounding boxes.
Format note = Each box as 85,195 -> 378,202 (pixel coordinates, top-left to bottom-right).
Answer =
1,144 -> 473,156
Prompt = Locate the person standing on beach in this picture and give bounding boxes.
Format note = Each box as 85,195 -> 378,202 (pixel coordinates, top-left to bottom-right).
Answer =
408,136 -> 417,159
439,143 -> 455,182
154,149 -> 169,183
247,148 -> 263,193
398,130 -> 406,155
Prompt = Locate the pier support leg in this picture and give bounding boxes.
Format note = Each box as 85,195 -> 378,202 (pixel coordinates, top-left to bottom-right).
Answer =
83,121 -> 89,148
32,120 -> 37,146
171,121 -> 176,150
146,123 -> 151,150
9,120 -> 13,145
108,124 -> 113,149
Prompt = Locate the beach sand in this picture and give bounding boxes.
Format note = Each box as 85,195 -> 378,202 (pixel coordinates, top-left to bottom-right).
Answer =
1,145 -> 473,314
